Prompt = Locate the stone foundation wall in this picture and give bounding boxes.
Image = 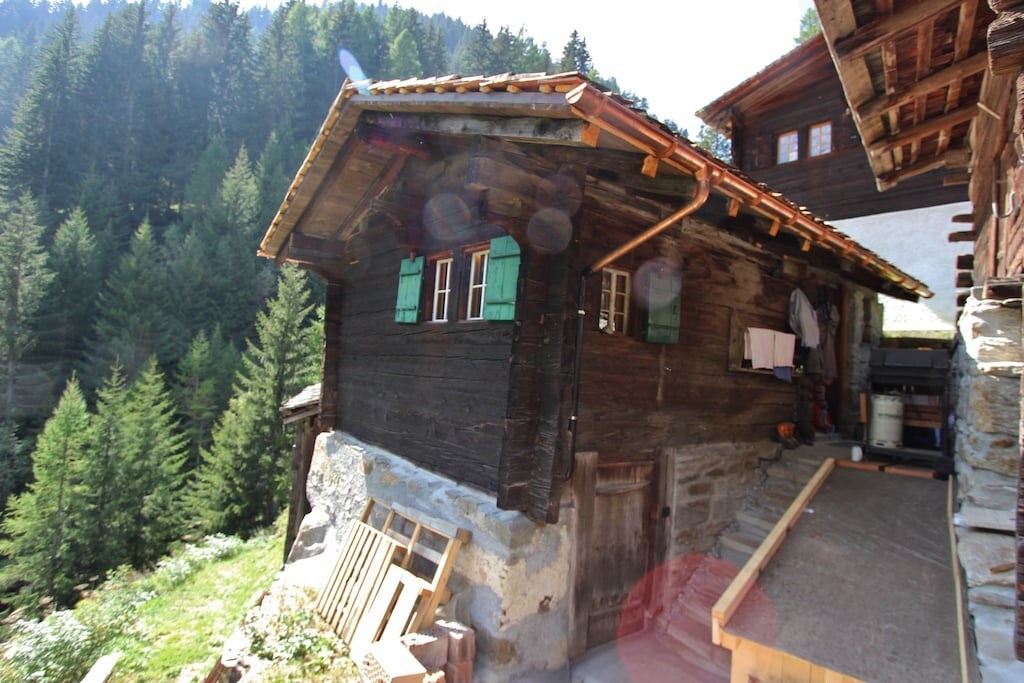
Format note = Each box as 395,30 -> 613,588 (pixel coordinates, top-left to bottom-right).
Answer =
291,431 -> 572,682
668,441 -> 770,561
952,292 -> 1024,681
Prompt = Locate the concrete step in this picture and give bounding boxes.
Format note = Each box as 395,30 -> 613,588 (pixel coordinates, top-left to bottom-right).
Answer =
719,542 -> 750,568
767,464 -> 812,483
720,529 -> 763,556
735,509 -> 778,534
760,487 -> 799,509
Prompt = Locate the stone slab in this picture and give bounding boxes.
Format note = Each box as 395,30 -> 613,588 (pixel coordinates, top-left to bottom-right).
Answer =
956,528 -> 1016,588
959,504 -> 1016,532
971,603 -> 1024,682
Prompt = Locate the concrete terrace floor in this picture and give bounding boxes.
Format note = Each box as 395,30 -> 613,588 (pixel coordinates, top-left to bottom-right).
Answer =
570,630 -> 725,683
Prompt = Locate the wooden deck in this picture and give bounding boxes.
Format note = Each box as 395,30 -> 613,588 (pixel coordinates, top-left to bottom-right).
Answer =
718,466 -> 960,682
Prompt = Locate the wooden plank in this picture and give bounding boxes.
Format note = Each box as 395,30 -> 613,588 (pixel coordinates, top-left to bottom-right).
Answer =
949,229 -> 978,242
877,147 -> 970,190
569,451 -> 597,660
868,103 -> 978,155
361,111 -> 587,146
948,478 -> 970,683
712,458 -> 836,645
835,0 -> 965,61
318,523 -> 365,619
381,573 -> 430,641
351,565 -> 403,657
836,459 -> 886,472
340,534 -> 400,642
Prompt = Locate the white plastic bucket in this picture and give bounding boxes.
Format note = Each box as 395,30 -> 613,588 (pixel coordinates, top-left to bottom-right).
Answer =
869,394 -> 903,448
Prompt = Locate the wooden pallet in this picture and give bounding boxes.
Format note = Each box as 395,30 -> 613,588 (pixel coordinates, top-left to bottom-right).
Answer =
316,498 -> 470,656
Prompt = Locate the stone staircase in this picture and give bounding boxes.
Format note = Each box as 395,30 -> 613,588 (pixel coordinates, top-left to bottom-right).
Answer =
716,446 -> 827,567
654,445 -> 834,679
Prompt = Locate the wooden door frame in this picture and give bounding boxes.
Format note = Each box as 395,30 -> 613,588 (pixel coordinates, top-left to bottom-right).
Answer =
568,448 -> 670,659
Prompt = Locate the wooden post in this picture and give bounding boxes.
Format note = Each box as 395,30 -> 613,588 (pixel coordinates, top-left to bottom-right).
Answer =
320,280 -> 342,431
284,416 -> 316,562
569,451 -> 597,660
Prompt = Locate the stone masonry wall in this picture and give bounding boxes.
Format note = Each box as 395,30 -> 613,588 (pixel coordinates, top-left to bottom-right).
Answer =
952,292 -> 1024,682
668,441 -> 768,561
289,431 -> 572,683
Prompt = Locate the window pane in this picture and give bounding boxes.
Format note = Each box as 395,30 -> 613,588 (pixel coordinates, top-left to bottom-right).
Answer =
809,122 -> 831,157
777,131 -> 798,164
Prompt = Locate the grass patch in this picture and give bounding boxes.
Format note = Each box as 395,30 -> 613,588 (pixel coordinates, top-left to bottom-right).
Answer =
109,532 -> 283,682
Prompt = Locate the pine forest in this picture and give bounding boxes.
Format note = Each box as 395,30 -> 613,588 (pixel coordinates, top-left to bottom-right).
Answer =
0,0 -> 665,616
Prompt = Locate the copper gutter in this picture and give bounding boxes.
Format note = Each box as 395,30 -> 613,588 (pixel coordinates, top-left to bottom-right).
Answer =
565,83 -> 933,300
565,173 -> 713,480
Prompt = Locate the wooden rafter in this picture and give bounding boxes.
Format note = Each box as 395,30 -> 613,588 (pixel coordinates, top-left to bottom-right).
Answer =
878,147 -> 970,189
868,102 -> 977,154
835,0 -> 964,61
911,21 -> 935,164
856,51 -> 988,120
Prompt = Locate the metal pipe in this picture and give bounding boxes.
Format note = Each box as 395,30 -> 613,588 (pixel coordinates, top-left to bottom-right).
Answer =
563,174 -> 713,480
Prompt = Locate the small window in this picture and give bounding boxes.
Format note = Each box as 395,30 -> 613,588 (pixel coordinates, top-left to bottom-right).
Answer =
429,256 -> 452,322
466,249 -> 489,320
809,122 -> 832,157
600,268 -> 631,334
777,130 -> 799,164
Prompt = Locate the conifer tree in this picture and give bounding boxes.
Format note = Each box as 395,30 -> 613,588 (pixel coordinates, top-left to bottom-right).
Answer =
453,20 -> 493,74
183,136 -> 231,224
87,221 -> 178,384
73,365 -> 128,573
175,328 -> 239,471
0,193 -> 53,424
0,8 -> 82,217
118,359 -> 187,565
256,130 -> 294,228
558,30 -> 591,73
35,207 -> 100,391
388,28 -> 423,78
0,378 -> 90,608
193,266 -> 321,535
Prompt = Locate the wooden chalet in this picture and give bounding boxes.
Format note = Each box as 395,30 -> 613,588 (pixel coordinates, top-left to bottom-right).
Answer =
259,72 -> 933,676
698,33 -> 970,338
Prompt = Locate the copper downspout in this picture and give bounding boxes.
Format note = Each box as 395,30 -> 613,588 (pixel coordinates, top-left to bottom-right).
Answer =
564,172 -> 713,480
565,82 -> 933,300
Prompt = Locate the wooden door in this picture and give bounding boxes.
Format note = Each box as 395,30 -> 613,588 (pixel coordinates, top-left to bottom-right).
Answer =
570,451 -> 662,656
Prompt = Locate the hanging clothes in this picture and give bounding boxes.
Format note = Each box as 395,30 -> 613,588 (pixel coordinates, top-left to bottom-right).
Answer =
806,300 -> 840,382
788,288 -> 820,348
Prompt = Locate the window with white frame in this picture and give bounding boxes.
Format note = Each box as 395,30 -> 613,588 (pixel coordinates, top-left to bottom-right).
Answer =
430,257 -> 452,322
466,249 -> 489,320
809,122 -> 832,157
600,268 -> 631,334
777,130 -> 799,164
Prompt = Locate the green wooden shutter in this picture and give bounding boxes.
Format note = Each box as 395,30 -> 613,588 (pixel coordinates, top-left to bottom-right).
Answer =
643,271 -> 681,343
394,256 -> 424,324
483,235 -> 520,321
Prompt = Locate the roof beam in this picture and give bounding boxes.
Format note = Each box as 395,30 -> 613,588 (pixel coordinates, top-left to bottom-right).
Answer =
360,111 -> 588,146
878,147 -> 970,189
857,51 -> 988,120
835,0 -> 965,61
868,102 -> 978,155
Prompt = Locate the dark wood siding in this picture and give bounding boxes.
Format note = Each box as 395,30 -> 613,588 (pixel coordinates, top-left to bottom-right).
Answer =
334,220 -> 514,493
574,183 -> 808,453
734,75 -> 965,220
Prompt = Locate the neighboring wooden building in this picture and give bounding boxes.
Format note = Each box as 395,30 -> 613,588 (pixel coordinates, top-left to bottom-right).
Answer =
698,33 -> 970,337
259,72 -> 930,679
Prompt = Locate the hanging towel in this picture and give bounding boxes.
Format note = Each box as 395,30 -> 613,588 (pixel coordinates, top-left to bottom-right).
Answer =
744,327 -> 776,370
788,289 -> 820,348
773,332 -> 796,368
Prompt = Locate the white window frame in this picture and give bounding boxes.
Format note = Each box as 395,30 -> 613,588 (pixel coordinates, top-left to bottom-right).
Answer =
466,249 -> 489,321
777,130 -> 799,164
809,121 -> 832,157
599,267 -> 631,334
430,257 -> 452,322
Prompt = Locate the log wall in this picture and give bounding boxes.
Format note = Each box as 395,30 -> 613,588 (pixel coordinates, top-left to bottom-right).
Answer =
572,179 -> 869,454
333,217 -> 514,493
735,71 -> 965,220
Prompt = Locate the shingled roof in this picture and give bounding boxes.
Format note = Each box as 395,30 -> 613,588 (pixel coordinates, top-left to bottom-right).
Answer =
260,71 -> 933,300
